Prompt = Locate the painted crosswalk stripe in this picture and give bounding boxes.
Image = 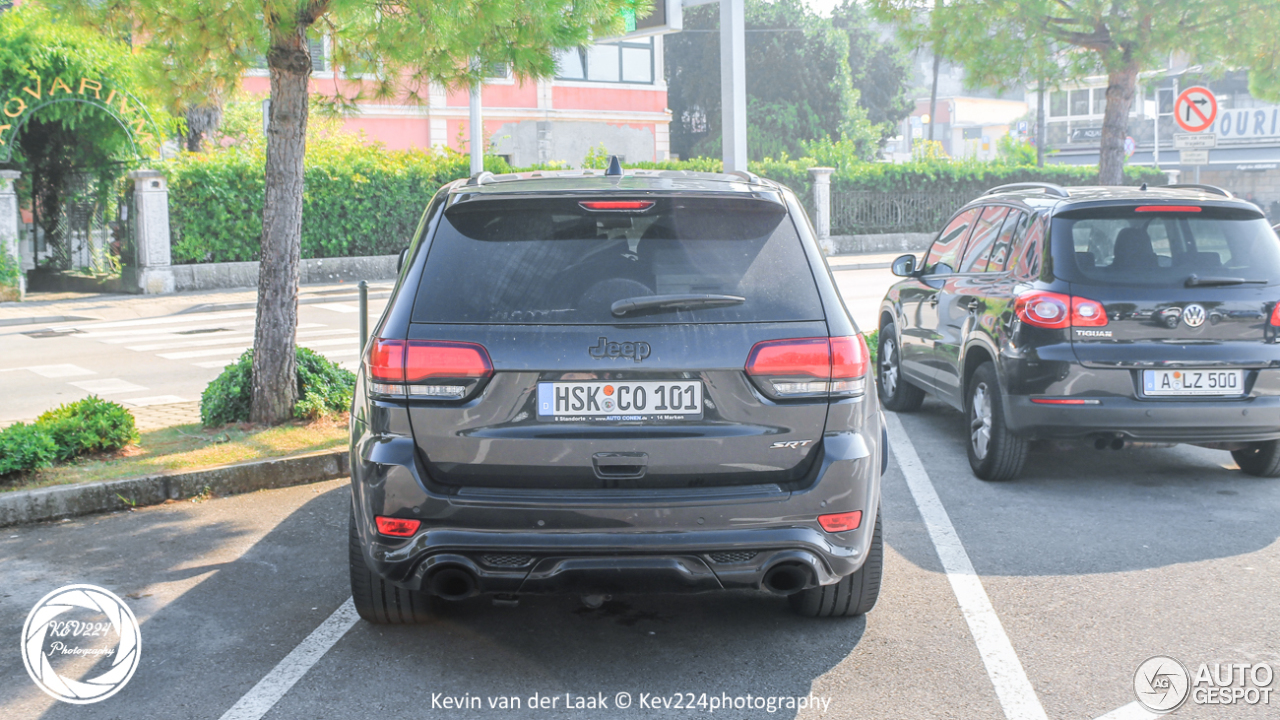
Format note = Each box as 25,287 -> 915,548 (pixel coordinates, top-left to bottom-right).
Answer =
52,310 -> 255,331
121,395 -> 191,407
885,413 -> 1049,720
127,327 -> 351,352
313,303 -> 358,313
68,378 -> 149,395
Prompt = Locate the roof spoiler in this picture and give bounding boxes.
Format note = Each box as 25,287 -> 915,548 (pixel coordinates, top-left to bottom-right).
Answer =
984,182 -> 1070,198
1165,183 -> 1233,198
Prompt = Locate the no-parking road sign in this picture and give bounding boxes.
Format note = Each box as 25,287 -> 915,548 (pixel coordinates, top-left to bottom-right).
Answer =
1175,86 -> 1218,133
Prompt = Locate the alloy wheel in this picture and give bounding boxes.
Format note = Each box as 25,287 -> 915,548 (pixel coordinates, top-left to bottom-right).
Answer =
970,382 -> 992,460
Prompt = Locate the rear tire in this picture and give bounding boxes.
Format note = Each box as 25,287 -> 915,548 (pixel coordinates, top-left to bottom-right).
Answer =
878,324 -> 925,412
789,508 -> 883,618
1232,441 -> 1280,477
349,506 -> 436,624
965,362 -> 1027,482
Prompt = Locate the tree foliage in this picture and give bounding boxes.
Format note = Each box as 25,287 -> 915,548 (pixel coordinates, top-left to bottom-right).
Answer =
871,0 -> 1280,184
831,0 -> 913,135
666,0 -> 886,161
49,0 -> 639,424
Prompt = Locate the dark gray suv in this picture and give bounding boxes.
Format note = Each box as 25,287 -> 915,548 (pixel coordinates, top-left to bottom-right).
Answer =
347,165 -> 885,622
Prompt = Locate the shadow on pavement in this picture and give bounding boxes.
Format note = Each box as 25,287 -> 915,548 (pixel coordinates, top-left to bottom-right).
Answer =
885,399 -> 1280,577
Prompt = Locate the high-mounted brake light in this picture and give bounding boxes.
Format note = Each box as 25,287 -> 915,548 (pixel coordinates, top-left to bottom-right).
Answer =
818,511 -> 862,533
1015,291 -> 1108,329
365,338 -> 492,399
579,201 -> 655,211
1135,205 -> 1202,213
375,516 -> 421,537
745,336 -> 868,398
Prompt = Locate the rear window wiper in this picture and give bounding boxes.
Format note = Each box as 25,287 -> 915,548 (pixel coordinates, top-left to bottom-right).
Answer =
611,293 -> 746,317
1185,274 -> 1269,287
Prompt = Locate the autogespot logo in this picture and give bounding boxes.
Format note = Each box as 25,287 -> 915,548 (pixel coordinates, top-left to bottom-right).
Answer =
21,584 -> 141,704
1134,655 -> 1191,713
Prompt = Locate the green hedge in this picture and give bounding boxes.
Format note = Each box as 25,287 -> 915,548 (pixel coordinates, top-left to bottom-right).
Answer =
0,397 -> 138,477
200,347 -> 356,426
166,142 -> 513,264
163,142 -> 1167,263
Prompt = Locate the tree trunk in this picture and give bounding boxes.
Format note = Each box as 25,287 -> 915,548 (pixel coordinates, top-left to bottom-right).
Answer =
928,51 -> 941,142
184,104 -> 223,152
1098,59 -> 1140,185
1036,80 -> 1045,167
251,25 -> 311,424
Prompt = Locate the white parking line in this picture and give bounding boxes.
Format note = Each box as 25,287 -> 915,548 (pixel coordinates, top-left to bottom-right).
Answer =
884,413 -> 1049,720
218,597 -> 358,720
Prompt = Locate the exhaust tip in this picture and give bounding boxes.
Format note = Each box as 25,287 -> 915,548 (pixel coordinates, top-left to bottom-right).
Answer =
1110,437 -> 1125,451
429,567 -> 478,601
762,563 -> 812,595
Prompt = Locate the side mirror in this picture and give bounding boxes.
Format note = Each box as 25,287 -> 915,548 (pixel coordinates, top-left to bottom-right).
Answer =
397,247 -> 409,273
891,254 -> 917,277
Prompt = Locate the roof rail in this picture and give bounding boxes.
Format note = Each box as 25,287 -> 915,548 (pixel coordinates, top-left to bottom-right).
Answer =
983,182 -> 1070,198
465,171 -> 496,186
1165,183 -> 1233,198
726,170 -> 762,183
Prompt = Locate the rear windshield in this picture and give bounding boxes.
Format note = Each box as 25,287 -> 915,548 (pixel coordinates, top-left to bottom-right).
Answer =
1053,206 -> 1280,287
410,197 -> 824,324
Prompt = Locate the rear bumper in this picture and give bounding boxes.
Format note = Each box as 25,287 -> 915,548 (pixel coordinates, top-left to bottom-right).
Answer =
1004,394 -> 1280,442
349,415 -> 883,595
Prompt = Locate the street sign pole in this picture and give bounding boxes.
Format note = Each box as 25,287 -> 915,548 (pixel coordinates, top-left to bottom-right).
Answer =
469,79 -> 483,176
720,0 -> 747,173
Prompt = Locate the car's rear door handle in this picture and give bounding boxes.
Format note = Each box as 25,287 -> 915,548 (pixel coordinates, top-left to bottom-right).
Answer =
593,452 -> 648,479
929,295 -> 940,308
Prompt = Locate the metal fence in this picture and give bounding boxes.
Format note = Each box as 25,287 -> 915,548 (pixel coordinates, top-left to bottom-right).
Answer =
829,191 -> 971,235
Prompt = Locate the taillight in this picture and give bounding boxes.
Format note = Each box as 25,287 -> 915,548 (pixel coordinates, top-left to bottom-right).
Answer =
818,511 -> 862,533
1015,291 -> 1108,329
364,338 -> 492,399
1071,297 -> 1108,326
375,516 -> 421,537
744,336 -> 868,399
1270,302 -> 1280,327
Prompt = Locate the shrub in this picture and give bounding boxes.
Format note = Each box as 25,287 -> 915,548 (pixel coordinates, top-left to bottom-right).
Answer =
201,348 -> 356,426
0,396 -> 136,476
0,422 -> 59,476
36,396 -> 138,461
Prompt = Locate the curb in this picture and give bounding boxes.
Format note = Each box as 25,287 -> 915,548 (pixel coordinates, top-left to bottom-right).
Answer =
827,261 -> 892,271
0,449 -> 350,527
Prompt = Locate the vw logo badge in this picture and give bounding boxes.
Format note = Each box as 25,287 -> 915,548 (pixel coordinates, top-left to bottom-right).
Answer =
1182,304 -> 1206,328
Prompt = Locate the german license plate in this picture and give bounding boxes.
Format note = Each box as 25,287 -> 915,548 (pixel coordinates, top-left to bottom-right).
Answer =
537,381 -> 703,421
1142,369 -> 1244,396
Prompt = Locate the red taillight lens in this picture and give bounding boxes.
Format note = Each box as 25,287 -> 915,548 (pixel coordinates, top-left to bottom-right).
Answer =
745,336 -> 867,398
1071,297 -> 1108,326
1135,205 -> 1202,213
1270,303 -> 1280,327
365,338 -> 492,399
404,341 -> 492,382
375,516 -> 421,537
818,511 -> 862,533
366,338 -> 407,382
1016,291 -> 1107,329
579,200 -> 655,211
746,337 -> 830,378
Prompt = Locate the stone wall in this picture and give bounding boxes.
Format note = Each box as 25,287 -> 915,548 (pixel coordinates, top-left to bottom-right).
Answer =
828,232 -> 935,255
170,254 -> 399,292
1196,168 -> 1280,218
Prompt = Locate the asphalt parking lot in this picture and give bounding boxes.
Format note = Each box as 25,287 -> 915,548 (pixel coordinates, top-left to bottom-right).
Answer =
4,393 -> 1279,719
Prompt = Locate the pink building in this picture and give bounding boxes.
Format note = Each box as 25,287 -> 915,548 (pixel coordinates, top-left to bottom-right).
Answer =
242,38 -> 672,166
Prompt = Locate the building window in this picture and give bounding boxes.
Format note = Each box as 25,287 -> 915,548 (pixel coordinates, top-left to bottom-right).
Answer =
1050,91 -> 1068,117
1092,88 -> 1107,116
555,38 -> 654,84
1070,89 -> 1090,116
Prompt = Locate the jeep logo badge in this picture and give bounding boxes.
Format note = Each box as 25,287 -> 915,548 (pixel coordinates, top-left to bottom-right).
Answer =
1182,304 -> 1206,328
589,337 -> 651,363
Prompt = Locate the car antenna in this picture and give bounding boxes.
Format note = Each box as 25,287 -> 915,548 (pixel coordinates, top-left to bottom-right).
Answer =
1140,182 -> 1148,191
605,155 -> 624,177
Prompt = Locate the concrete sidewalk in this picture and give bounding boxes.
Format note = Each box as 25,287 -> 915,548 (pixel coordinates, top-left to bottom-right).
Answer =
826,250 -> 916,271
0,280 -> 394,330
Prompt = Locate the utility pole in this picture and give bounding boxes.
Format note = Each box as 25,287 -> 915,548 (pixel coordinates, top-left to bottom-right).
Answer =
720,0 -> 747,172
469,63 -> 483,176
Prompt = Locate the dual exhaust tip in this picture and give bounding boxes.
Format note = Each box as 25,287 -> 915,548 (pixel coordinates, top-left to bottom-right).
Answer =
430,560 -> 817,599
